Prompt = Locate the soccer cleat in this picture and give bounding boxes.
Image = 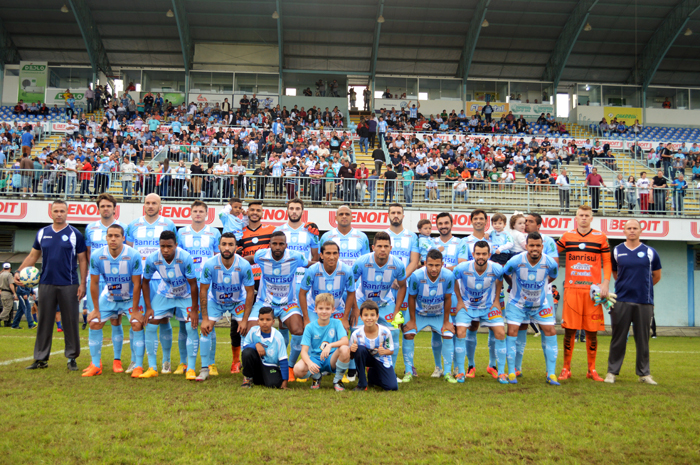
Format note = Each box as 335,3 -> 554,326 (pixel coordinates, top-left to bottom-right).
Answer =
396,377 -> 403,384
231,362 -> 241,374
161,362 -> 172,374
559,368 -> 572,380
342,374 -> 350,383
139,367 -> 159,378
311,377 -> 322,389
131,367 -> 143,378
534,332 -> 540,338
604,373 -> 616,384
466,367 -> 476,378
455,373 -> 466,384
26,360 -> 48,370
185,369 -> 197,381
498,374 -> 509,384
401,372 -> 413,383
196,369 -> 210,381
125,361 -> 136,374
113,360 -> 123,373
81,364 -> 102,377
67,359 -> 78,371
208,365 -> 219,376
352,386 -> 367,391
443,374 -> 458,384
486,366 -> 498,379
57,328 -> 63,333
333,381 -> 345,391
639,375 -> 658,385
173,363 -> 187,375
508,373 -> 518,384
516,370 -> 523,378
82,362 -> 100,373
431,367 -> 443,378
546,374 -> 561,386
346,369 -> 357,382
81,323 -> 87,330
241,377 -> 253,388
587,370 -> 604,382
288,367 -> 296,382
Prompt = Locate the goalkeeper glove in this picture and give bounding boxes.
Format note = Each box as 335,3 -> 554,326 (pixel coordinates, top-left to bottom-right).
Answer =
391,311 -> 404,329
304,222 -> 319,238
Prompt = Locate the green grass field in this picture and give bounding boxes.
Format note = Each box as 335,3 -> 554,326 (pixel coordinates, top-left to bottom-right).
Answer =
0,325 -> 698,464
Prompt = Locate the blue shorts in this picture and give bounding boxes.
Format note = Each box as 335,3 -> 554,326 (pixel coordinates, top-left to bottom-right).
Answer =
404,312 -> 452,337
309,355 -> 334,374
251,301 -> 302,323
89,305 -> 129,323
208,298 -> 245,322
465,306 -> 505,327
150,293 -> 192,321
504,302 -> 555,326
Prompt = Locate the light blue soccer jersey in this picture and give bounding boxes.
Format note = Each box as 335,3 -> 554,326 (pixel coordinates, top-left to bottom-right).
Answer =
453,260 -> 504,310
460,234 -> 492,261
350,326 -> 394,368
430,236 -> 466,268
541,234 -> 558,259
242,327 -> 288,367
319,228 -> 370,267
488,230 -> 513,253
300,262 -> 356,314
200,254 -> 254,307
254,249 -> 308,306
386,228 -> 420,268
85,220 -> 126,252
503,252 -> 558,310
126,216 -> 177,262
352,253 -> 406,307
143,247 -> 197,298
301,318 -> 346,358
418,235 -> 433,262
218,207 -> 245,241
89,245 -> 142,306
275,223 -> 319,260
407,267 -> 456,316
177,225 -> 221,279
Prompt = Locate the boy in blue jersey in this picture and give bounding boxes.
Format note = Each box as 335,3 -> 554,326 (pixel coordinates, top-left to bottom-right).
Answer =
294,293 -> 351,391
417,219 -> 433,264
198,233 -> 255,381
402,249 -> 459,384
140,231 -> 199,379
218,197 -> 248,242
241,307 -> 289,389
503,232 -> 560,386
83,224 -> 144,377
175,200 -> 220,376
453,241 -> 507,384
349,301 -> 398,391
486,213 -> 513,266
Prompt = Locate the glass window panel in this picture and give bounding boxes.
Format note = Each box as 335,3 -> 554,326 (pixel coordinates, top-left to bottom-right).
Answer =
121,69 -> 141,89
576,84 -> 601,106
143,70 -> 186,93
419,78 -> 441,100
440,79 -> 461,99
190,71 -> 213,92
256,74 -> 279,94
646,87 -> 672,109
691,89 -> 700,110
375,77 -> 417,98
675,89 -> 689,109
48,67 -> 92,88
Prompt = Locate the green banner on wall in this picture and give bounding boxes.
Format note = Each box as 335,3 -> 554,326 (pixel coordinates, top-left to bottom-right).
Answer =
163,92 -> 185,106
18,61 -> 48,104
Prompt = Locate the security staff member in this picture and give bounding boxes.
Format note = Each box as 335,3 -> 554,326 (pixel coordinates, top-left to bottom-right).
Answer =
0,263 -> 16,326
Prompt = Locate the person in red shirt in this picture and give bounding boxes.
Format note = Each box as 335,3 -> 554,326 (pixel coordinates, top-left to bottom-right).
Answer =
354,162 -> 369,205
585,167 -> 606,213
79,158 -> 93,198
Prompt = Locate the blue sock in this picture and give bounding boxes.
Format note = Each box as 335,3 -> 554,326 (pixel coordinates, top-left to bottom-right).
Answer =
308,371 -> 322,380
455,337 -> 466,375
543,335 -> 558,377
200,332 -> 212,367
82,313 -> 87,324
178,321 -> 188,365
431,332 -> 443,370
289,335 -> 303,366
132,329 -> 145,369
488,330 -> 496,367
495,338 -> 507,375
111,323 -> 124,360
210,328 -> 217,364
506,335 -> 517,375
159,321 -> 173,364
390,329 -> 401,367
402,337 -> 415,374
466,330 -> 478,368
186,326 -> 199,370
145,323 -> 159,369
515,329 -> 527,371
334,359 -> 349,383
56,321 -> 62,330
280,327 -> 290,349
88,328 -> 103,367
441,337 -> 454,375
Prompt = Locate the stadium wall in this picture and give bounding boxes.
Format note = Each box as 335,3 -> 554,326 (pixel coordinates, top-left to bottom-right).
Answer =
279,96 -> 348,117
574,105 -> 700,127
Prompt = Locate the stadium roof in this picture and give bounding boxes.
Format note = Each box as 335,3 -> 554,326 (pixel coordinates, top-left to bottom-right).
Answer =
1,0 -> 699,88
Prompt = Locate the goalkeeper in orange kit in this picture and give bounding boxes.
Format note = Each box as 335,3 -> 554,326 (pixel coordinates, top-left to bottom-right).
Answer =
556,205 -> 611,382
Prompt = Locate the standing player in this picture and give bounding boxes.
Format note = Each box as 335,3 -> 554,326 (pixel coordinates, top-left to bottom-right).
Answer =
234,200 -> 276,373
218,197 -> 247,242
503,232 -> 560,385
401,249 -> 458,384
431,212 -> 467,270
556,205 -> 611,382
460,210 -> 491,261
453,241 -> 506,383
125,193 -> 177,373
352,232 -> 407,370
140,231 -> 199,378
84,194 -> 127,373
83,225 -> 144,377
175,200 -> 220,376
198,233 -> 255,381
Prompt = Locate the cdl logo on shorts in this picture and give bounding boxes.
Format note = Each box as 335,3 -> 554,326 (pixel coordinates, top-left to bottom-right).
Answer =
328,210 -> 389,230
50,203 -> 121,222
0,201 -> 28,220
263,209 -> 308,226
155,205 -> 215,225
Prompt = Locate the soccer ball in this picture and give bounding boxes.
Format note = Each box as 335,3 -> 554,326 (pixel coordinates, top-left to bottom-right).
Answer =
18,267 -> 40,287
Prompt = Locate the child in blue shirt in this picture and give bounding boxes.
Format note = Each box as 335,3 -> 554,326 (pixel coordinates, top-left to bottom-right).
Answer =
487,213 -> 514,266
417,219 -> 433,264
241,307 -> 289,389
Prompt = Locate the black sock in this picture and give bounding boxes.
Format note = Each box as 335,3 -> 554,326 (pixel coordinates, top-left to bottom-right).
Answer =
82,314 -> 87,324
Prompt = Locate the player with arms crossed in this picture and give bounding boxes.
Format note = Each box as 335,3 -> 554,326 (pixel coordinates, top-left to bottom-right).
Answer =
198,233 -> 254,381
140,231 -> 199,379
83,225 -> 144,377
556,205 -> 611,382
503,232 -> 560,385
452,241 -> 507,383
175,200 -> 220,376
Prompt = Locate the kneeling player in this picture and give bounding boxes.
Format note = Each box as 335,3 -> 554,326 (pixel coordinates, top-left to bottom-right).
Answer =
241,307 -> 289,389
141,231 -> 199,379
83,224 -> 144,377
293,293 -> 351,391
503,232 -> 560,385
349,301 -> 398,391
453,241 -> 507,383
401,249 -> 458,384
198,233 -> 255,381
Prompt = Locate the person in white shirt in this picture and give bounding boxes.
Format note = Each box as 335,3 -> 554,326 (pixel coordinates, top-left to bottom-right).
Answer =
636,172 -> 651,214
453,179 -> 468,203
424,175 -> 440,201
555,168 -> 570,213
64,153 -> 78,197
121,157 -> 136,200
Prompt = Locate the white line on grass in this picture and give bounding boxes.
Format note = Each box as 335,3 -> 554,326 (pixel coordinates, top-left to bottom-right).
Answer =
0,341 -> 129,366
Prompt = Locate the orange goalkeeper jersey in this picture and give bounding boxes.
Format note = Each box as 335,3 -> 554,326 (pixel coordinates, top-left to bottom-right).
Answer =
556,228 -> 611,290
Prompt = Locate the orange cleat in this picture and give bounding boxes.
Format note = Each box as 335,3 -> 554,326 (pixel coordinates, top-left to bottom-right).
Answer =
587,370 -> 604,382
560,368 -> 572,380
113,360 -> 123,373
288,367 -> 296,382
139,367 -> 159,378
82,362 -> 102,373
466,367 -> 476,378
231,361 -> 241,374
81,364 -> 102,377
486,366 -> 498,379
131,367 -> 144,378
